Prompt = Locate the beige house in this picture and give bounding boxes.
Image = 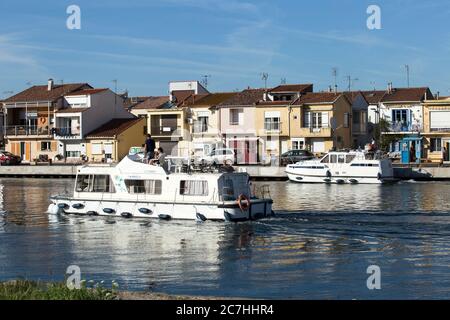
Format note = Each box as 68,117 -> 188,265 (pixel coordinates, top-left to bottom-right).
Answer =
85,118 -> 145,162
423,97 -> 450,163
290,92 -> 353,155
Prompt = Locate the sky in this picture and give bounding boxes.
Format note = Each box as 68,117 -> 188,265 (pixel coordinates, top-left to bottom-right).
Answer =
1,0 -> 450,98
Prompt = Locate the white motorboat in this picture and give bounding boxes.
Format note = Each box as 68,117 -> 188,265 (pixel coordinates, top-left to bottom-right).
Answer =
286,151 -> 396,184
48,156 -> 273,222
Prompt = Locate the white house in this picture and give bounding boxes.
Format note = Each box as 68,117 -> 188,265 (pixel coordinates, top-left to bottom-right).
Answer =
55,88 -> 134,160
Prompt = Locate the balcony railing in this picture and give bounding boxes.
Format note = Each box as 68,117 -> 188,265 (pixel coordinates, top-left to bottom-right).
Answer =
151,126 -> 181,136
5,125 -> 50,136
54,127 -> 81,138
264,122 -> 282,132
389,122 -> 423,132
352,123 -> 367,134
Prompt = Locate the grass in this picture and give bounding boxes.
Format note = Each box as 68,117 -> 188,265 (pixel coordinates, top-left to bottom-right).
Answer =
0,280 -> 118,300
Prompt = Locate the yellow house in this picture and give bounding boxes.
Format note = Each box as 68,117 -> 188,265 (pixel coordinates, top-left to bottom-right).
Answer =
85,118 -> 146,163
255,101 -> 292,161
290,92 -> 353,155
422,97 -> 450,163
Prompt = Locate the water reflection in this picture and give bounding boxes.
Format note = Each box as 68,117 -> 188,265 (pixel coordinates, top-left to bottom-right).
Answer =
1,178 -> 450,299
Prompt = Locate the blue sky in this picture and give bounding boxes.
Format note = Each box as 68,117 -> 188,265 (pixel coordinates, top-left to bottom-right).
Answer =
1,0 -> 449,98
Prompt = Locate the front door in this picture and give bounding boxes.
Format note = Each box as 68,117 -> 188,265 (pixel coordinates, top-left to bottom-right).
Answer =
20,142 -> 26,160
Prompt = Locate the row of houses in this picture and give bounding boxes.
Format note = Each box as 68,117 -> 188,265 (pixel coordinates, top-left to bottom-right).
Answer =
1,79 -> 450,165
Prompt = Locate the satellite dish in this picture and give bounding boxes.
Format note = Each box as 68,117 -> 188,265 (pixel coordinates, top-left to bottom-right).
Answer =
330,117 -> 337,130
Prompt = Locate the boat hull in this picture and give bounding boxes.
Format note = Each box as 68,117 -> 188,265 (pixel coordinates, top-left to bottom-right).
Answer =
286,171 -> 388,184
48,197 -> 274,222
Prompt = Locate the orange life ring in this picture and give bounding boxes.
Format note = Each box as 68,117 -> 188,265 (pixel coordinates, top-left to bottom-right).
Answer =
237,194 -> 251,211
39,117 -> 46,124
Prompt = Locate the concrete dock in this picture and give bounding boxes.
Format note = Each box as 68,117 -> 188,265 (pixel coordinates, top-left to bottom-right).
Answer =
0,164 -> 450,181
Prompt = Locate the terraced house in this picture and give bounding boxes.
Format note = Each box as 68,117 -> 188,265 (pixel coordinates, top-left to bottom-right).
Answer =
289,92 -> 353,155
422,96 -> 450,163
380,86 -> 434,163
255,84 -> 313,163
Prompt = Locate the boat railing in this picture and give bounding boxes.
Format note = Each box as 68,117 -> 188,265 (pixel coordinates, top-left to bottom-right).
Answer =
258,185 -> 271,199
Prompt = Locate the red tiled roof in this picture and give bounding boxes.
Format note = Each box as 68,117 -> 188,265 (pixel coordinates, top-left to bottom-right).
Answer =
188,92 -> 238,107
177,93 -> 209,107
360,90 -> 386,104
269,84 -> 313,93
382,87 -> 433,103
132,96 -> 169,110
172,90 -> 195,104
295,92 -> 343,105
65,88 -> 108,96
3,83 -> 91,103
86,118 -> 142,138
218,88 -> 267,106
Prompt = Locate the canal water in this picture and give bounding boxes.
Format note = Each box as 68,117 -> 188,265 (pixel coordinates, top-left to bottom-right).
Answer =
1,178 -> 450,299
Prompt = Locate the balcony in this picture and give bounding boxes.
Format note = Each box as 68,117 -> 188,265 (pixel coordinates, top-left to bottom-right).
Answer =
387,122 -> 423,133
352,123 -> 367,135
150,126 -> 181,137
54,127 -> 81,139
299,126 -> 332,138
5,125 -> 51,137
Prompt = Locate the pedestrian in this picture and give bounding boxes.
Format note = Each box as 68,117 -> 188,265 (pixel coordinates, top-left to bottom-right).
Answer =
144,134 -> 156,163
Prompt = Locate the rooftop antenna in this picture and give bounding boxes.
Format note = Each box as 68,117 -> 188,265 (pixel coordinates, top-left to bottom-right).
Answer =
281,78 -> 287,85
345,75 -> 359,92
261,73 -> 269,89
370,81 -> 376,91
332,67 -> 338,91
404,65 -> 410,88
112,79 -> 118,106
201,75 -> 211,88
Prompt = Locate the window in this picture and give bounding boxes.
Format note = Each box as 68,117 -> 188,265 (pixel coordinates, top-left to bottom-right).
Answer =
346,155 -> 356,163
392,109 -> 409,124
312,113 -> 322,128
125,179 -> 162,194
76,175 -> 115,193
41,141 -> 51,151
344,113 -> 350,128
180,180 -> 208,196
265,117 -> 281,131
330,154 -> 338,163
305,112 -> 328,128
292,139 -> 305,150
65,151 -> 81,158
321,155 -> 330,163
430,138 -> 442,152
338,154 -> 346,163
196,116 -> 208,132
230,109 -> 242,125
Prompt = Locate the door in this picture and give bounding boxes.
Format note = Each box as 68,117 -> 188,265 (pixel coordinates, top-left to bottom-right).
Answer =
20,142 -> 25,160
401,141 -> 409,164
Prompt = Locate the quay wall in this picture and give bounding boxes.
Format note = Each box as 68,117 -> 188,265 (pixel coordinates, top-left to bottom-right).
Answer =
0,164 -> 450,181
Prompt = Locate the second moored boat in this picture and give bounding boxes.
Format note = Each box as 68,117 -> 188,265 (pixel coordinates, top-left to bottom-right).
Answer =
286,150 -> 396,184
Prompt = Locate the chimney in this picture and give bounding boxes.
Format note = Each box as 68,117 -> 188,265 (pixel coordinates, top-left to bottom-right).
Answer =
334,85 -> 338,94
436,91 -> 440,100
387,82 -> 393,94
328,86 -> 333,93
47,78 -> 54,91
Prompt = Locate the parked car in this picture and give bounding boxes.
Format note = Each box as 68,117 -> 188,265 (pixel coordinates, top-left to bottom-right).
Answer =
0,151 -> 22,165
280,149 -> 315,165
199,148 -> 235,166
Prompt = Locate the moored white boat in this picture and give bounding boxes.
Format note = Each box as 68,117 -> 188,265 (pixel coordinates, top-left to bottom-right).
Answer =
286,151 -> 396,184
48,156 -> 274,222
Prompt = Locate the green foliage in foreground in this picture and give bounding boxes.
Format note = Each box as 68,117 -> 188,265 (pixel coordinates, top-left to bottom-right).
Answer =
0,280 -> 118,300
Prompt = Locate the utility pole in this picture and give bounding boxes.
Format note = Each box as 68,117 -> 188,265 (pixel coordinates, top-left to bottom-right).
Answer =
405,65 -> 410,88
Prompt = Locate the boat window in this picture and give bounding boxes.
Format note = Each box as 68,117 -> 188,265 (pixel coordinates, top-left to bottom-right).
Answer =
76,175 -> 90,192
125,180 -> 162,194
221,179 -> 235,201
330,154 -> 337,163
346,155 -> 356,163
91,175 -> 115,193
76,175 -> 115,193
338,155 -> 346,164
180,180 -> 209,196
321,155 -> 330,163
